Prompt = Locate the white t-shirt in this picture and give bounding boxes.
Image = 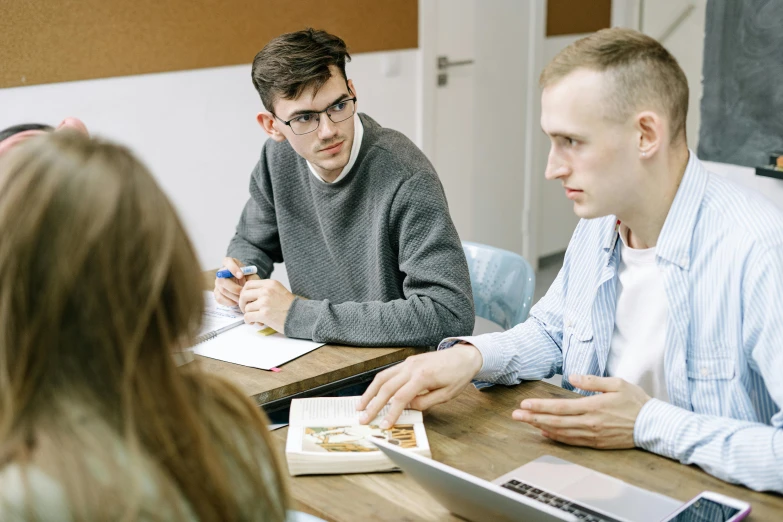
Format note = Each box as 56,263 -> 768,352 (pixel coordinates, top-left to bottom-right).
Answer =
606,227 -> 670,402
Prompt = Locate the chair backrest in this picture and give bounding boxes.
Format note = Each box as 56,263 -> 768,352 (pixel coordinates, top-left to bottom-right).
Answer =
462,241 -> 535,330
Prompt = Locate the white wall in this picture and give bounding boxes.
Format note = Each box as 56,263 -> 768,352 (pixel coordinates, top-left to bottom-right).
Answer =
640,0 -> 707,149
0,49 -> 420,270
705,160 -> 783,211
534,34 -> 585,259
471,0 -> 532,253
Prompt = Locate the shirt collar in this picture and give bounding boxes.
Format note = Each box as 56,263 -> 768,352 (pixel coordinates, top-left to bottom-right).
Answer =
601,151 -> 709,270
307,113 -> 364,184
655,151 -> 709,270
602,218 -> 622,256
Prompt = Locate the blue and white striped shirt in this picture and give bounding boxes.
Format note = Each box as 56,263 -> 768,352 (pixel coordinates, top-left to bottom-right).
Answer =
442,153 -> 783,492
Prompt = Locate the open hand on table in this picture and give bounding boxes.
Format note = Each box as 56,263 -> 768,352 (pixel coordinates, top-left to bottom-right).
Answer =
512,375 -> 651,449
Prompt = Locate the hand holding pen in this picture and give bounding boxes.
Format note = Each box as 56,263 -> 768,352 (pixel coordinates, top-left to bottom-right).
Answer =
213,257 -> 260,307
216,265 -> 258,279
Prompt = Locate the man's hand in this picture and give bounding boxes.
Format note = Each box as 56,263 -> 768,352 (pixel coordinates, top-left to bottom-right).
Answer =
213,257 -> 260,306
512,375 -> 651,449
355,343 -> 484,429
239,279 -> 296,333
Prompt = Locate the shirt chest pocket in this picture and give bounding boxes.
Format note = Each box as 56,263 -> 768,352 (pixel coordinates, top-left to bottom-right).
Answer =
563,314 -> 594,372
686,352 -> 736,416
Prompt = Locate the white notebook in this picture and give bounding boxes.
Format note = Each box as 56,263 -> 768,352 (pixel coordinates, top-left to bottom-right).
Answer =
192,292 -> 324,370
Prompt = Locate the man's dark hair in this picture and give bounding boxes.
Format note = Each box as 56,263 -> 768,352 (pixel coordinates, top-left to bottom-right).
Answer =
251,28 -> 351,112
0,123 -> 53,143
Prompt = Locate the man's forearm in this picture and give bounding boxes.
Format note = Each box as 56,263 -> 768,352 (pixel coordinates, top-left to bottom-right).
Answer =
226,234 -> 275,279
635,399 -> 783,493
438,315 -> 562,385
284,294 -> 473,347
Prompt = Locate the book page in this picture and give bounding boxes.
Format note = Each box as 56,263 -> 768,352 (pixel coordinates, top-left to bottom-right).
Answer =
286,397 -> 430,461
299,423 -> 423,454
290,396 -> 422,427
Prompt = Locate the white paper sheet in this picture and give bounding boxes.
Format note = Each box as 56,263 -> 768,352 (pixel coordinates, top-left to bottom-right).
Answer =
192,323 -> 324,370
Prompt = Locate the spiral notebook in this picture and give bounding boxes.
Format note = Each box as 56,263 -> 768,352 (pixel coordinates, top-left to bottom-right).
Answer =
196,291 -> 245,344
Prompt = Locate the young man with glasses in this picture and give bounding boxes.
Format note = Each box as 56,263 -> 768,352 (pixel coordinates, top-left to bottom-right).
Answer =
214,29 -> 474,347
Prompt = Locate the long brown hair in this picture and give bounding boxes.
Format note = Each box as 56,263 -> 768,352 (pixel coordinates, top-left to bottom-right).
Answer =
0,132 -> 289,520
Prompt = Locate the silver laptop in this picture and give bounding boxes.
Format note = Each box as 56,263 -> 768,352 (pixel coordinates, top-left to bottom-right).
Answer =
371,439 -> 682,522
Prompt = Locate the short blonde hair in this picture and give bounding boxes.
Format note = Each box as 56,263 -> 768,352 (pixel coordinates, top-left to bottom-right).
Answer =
540,27 -> 689,143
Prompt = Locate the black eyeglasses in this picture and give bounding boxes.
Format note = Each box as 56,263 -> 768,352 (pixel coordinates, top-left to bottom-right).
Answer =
274,97 -> 357,135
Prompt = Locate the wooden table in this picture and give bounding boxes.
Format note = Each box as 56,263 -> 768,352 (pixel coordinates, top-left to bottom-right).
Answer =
199,271 -> 425,409
273,381 -> 783,521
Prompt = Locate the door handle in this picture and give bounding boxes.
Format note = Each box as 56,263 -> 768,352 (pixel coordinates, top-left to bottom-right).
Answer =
437,56 -> 475,70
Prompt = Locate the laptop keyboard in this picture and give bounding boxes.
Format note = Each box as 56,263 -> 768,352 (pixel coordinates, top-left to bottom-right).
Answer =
501,479 -> 623,522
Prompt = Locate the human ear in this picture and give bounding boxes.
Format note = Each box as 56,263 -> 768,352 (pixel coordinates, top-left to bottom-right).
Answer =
256,112 -> 287,143
635,111 -> 664,159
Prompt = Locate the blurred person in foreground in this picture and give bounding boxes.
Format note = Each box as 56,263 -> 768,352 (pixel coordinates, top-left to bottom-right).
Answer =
0,132 -> 321,521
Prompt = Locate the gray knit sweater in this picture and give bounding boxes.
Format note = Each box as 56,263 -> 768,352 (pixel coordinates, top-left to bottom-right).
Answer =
227,114 -> 474,346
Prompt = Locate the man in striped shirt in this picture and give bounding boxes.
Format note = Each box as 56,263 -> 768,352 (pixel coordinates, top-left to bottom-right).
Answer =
357,28 -> 783,493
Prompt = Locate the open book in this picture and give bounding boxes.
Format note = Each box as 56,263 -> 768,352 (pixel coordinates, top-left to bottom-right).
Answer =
285,396 -> 431,476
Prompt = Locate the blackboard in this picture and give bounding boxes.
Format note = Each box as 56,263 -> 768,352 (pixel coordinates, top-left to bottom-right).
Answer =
698,0 -> 783,167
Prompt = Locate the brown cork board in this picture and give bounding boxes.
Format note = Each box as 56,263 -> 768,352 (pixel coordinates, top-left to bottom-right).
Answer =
0,0 -> 418,88
546,0 -> 612,37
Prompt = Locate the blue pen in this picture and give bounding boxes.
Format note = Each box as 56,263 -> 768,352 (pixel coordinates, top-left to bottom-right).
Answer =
216,265 -> 258,278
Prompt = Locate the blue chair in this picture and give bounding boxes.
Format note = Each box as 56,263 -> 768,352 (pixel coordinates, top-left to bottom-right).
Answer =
462,241 -> 535,330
